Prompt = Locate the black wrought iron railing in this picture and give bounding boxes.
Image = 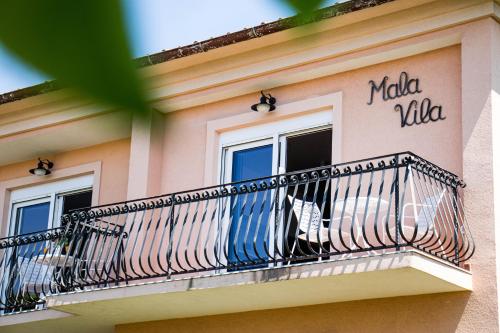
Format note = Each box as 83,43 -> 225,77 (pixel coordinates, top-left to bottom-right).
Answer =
0,152 -> 474,312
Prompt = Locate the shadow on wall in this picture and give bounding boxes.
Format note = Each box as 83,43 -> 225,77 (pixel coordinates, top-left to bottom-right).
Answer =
116,292 -> 471,333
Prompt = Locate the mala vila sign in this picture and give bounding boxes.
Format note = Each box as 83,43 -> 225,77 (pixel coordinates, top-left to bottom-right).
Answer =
367,71 -> 445,127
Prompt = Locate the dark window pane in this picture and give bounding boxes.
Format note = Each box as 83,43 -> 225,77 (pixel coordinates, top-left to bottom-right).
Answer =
62,190 -> 92,215
286,129 -> 332,172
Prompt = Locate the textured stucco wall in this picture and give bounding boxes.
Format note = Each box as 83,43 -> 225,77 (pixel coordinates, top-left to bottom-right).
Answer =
161,46 -> 462,194
0,138 -> 131,206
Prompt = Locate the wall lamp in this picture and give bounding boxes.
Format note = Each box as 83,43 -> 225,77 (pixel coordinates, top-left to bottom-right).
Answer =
29,158 -> 54,176
251,91 -> 276,112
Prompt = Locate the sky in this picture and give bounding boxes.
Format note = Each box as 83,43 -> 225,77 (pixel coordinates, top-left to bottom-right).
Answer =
0,0 -> 338,94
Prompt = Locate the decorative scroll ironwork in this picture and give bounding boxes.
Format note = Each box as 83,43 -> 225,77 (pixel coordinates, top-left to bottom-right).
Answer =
0,152 -> 474,313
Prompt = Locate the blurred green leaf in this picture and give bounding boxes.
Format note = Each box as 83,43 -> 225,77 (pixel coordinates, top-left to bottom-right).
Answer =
0,0 -> 147,114
280,0 -> 328,23
282,0 -> 327,15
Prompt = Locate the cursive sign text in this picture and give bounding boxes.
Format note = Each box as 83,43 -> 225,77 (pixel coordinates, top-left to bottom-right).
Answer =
367,71 -> 445,128
394,98 -> 446,127
367,71 -> 422,106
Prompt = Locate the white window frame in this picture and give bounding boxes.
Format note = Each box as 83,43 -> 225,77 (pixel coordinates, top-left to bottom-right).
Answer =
7,174 -> 94,237
1,175 -> 93,313
221,139 -> 275,185
218,109 -> 333,179
219,138 -> 274,268
10,196 -> 54,236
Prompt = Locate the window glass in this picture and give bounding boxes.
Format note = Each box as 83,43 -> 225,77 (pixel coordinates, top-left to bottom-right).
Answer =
16,202 -> 50,235
229,145 -> 272,265
62,190 -> 92,215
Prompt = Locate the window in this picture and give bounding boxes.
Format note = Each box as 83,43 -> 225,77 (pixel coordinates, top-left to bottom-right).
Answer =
8,175 -> 94,235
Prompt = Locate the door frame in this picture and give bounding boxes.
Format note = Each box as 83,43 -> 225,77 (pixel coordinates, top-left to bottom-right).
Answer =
221,138 -> 275,186
217,112 -> 333,270
0,162 -> 101,239
0,175 -> 94,311
218,110 -> 333,180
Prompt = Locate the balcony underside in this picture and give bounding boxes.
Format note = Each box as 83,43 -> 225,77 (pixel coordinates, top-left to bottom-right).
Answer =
1,250 -> 471,333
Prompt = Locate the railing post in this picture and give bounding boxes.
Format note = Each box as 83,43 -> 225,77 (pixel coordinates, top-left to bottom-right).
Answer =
115,224 -> 126,287
273,174 -> 279,267
394,154 -> 400,251
453,186 -> 459,265
166,194 -> 175,279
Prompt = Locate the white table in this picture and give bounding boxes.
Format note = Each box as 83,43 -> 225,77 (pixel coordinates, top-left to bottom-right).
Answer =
333,196 -> 389,216
332,196 -> 390,248
34,254 -> 76,267
19,254 -> 75,295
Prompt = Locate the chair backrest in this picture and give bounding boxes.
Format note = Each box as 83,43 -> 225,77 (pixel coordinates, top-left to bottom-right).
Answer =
416,190 -> 446,231
288,196 -> 322,233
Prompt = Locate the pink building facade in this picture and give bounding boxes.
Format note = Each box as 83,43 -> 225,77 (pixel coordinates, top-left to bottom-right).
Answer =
0,0 -> 499,332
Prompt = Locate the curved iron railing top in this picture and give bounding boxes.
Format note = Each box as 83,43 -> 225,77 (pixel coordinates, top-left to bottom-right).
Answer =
61,152 -> 465,223
0,227 -> 65,250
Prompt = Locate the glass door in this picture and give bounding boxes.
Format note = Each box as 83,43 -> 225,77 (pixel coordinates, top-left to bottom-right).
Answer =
13,198 -> 52,236
220,126 -> 333,269
223,140 -> 273,268
12,198 -> 53,266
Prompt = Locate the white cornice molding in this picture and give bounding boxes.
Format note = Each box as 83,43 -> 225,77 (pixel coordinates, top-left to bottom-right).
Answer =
0,104 -> 114,138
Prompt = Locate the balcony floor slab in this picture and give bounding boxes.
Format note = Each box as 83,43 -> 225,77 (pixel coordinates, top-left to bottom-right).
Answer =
0,250 -> 472,333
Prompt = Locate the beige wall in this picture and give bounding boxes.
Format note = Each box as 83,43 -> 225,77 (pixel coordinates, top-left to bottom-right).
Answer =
131,45 -> 481,333
161,45 -> 462,194
0,138 -> 130,206
459,17 -> 500,332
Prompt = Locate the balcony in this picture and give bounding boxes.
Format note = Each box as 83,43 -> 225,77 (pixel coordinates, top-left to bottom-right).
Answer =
0,152 -> 474,328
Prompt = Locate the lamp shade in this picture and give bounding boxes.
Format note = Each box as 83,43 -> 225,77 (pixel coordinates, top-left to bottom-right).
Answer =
251,91 -> 276,112
29,159 -> 53,176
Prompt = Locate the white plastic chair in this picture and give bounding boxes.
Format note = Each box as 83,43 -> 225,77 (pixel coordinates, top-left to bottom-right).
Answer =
288,195 -> 329,244
17,256 -> 56,302
287,196 -> 326,263
287,196 -> 358,258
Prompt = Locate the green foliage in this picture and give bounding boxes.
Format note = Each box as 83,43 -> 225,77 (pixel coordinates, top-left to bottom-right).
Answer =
282,0 -> 327,16
0,0 -> 148,114
0,0 -> 327,113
